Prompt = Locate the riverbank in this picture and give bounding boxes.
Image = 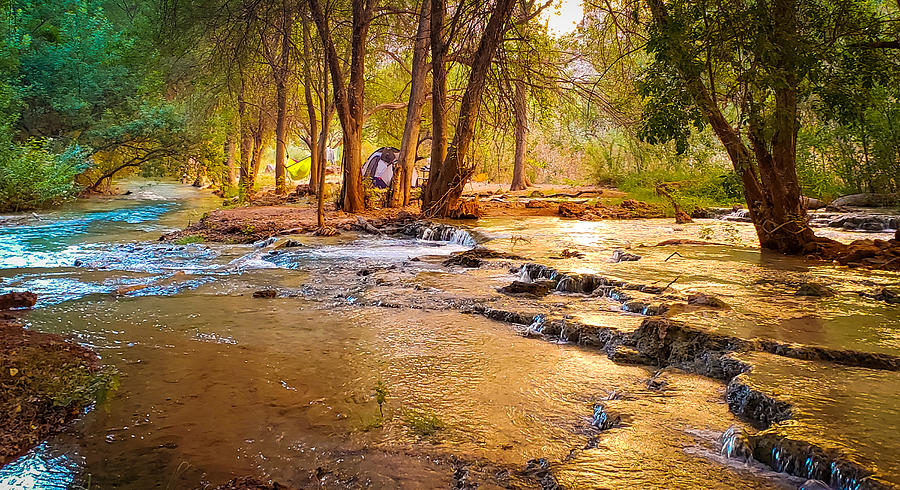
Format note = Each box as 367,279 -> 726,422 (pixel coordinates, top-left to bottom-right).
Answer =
0,311 -> 116,466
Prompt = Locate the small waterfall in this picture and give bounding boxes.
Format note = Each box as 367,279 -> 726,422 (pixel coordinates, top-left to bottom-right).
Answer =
409,223 -> 477,247
447,228 -> 477,247
719,425 -> 753,461
527,315 -> 545,333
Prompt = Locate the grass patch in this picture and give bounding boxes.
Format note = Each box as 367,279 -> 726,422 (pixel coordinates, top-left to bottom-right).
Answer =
174,235 -> 205,245
402,408 -> 444,439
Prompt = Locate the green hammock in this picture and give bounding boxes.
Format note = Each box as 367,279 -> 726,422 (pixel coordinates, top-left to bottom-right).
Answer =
287,156 -> 311,180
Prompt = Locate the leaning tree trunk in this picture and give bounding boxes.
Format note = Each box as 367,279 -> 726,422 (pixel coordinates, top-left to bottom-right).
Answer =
645,0 -> 817,254
389,0 -> 431,207
423,0 -> 516,216
309,0 -> 372,213
510,77 -> 528,191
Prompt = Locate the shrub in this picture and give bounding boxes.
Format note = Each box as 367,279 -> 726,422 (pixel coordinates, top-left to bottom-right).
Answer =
0,140 -> 87,212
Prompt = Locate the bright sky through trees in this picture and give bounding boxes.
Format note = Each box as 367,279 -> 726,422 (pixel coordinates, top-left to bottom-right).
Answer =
541,0 -> 583,36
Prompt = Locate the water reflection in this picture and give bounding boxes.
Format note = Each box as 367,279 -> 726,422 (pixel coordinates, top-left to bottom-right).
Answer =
0,443 -> 79,489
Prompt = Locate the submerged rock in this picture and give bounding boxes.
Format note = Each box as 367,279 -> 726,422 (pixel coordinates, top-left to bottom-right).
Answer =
609,249 -> 641,263
608,346 -> 652,365
214,477 -> 296,490
591,404 -> 621,431
687,293 -> 727,308
795,283 -> 836,298
519,458 -> 560,490
860,287 -> 900,304
252,289 -> 278,298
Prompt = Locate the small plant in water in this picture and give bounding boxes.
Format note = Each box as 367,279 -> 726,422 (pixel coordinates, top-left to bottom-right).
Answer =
402,408 -> 444,438
698,225 -> 715,241
373,380 -> 389,417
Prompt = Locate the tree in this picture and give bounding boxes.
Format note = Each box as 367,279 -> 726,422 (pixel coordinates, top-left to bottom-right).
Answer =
388,0 -> 431,207
422,0 -> 518,216
309,0 -> 376,212
637,0 -> 898,253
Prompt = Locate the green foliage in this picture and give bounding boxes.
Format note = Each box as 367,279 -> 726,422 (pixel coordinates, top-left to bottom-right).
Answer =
0,139 -> 88,211
373,380 -> 389,417
174,235 -> 205,245
402,408 -> 444,438
4,345 -> 120,412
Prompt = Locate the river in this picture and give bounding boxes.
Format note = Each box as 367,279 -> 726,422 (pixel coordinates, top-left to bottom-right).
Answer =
0,181 -> 897,489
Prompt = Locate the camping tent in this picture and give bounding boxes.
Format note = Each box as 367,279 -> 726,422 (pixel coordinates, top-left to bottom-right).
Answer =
361,147 -> 418,189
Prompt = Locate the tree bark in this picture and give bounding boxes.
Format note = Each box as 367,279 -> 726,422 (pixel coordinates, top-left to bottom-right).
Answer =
389,0 -> 431,207
301,14 -> 320,195
238,78 -> 254,200
274,0 -> 292,195
225,133 -> 237,186
423,0 -> 517,216
424,0 -> 448,207
309,0 -> 372,213
510,76 -> 528,191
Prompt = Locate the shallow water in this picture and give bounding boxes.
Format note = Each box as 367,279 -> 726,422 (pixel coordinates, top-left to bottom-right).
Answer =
470,217 -> 900,355
734,352 -> 900,485
1,184 -> 898,488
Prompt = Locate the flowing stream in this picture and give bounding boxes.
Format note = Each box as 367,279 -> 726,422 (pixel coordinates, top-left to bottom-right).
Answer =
0,181 -> 897,489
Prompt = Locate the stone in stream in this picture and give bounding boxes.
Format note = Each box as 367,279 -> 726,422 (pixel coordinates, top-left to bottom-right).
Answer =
794,283 -> 836,298
865,288 -> 900,304
687,293 -> 727,308
252,289 -> 278,299
608,346 -> 653,365
498,280 -> 554,297
0,291 -> 37,310
519,458 -> 560,490
609,249 -> 641,263
719,425 -> 754,462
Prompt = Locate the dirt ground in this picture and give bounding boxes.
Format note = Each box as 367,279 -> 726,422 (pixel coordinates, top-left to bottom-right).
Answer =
0,314 -> 112,466
162,184 -> 663,243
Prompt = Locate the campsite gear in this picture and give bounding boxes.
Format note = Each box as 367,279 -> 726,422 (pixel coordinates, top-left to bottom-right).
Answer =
287,156 -> 311,180
361,147 -> 419,189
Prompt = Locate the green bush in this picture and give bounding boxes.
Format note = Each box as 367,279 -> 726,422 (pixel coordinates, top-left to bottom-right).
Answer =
0,140 -> 87,212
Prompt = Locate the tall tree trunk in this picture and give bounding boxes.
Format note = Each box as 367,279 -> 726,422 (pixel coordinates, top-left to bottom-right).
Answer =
389,0 -> 431,207
423,0 -> 448,207
318,55 -> 331,228
645,0 -> 816,254
423,0 -> 516,216
250,110 -> 265,186
274,0 -> 291,195
238,79 -> 253,200
225,133 -> 237,187
301,14 -> 320,195
510,77 -> 528,191
309,0 -> 373,213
